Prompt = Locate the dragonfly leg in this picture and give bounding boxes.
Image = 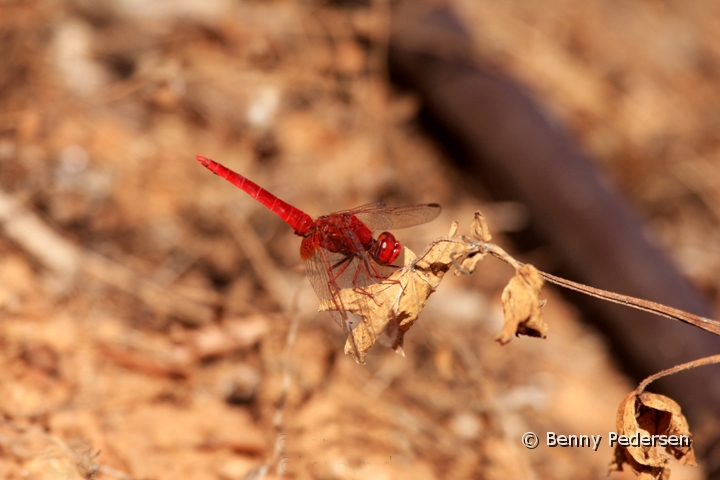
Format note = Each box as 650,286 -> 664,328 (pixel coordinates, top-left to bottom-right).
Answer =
326,254 -> 383,305
325,255 -> 377,318
327,255 -> 354,286
363,257 -> 402,289
317,251 -> 363,358
347,256 -> 404,307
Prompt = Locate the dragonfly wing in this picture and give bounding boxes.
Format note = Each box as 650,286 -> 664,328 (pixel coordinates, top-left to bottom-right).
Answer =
304,244 -> 397,361
352,203 -> 441,231
304,248 -> 368,360
343,201 -> 387,212
301,214 -> 412,361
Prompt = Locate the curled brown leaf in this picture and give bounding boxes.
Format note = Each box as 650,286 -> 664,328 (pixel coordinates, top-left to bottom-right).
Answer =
319,230 -> 474,363
609,391 -> 696,480
496,264 -> 548,345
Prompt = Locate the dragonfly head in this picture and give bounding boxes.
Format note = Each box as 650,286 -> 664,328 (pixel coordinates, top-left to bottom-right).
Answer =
373,231 -> 402,265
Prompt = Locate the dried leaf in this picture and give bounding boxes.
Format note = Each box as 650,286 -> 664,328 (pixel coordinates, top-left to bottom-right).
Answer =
609,391 -> 696,479
637,393 -> 696,465
496,264 -> 547,344
471,211 -> 492,242
456,253 -> 481,275
319,228 -> 475,363
319,215 -> 550,362
456,212 -> 490,275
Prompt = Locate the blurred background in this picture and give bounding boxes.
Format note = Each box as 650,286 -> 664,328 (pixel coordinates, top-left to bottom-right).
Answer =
1,0 -> 719,479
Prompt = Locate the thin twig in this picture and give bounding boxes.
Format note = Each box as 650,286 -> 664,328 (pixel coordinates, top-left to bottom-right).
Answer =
249,288 -> 302,480
467,223 -> 720,338
485,243 -> 522,270
221,209 -> 304,478
636,354 -> 720,395
537,269 -> 720,336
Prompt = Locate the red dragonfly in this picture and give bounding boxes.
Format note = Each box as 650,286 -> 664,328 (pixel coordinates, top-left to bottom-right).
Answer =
196,155 -> 441,359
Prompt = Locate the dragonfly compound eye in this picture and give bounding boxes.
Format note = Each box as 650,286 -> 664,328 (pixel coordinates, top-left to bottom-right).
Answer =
374,232 -> 402,265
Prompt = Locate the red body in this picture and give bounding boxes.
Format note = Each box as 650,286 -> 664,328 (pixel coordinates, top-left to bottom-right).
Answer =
300,213 -> 374,260
196,154 -> 441,360
197,155 -> 314,236
197,155 -> 406,265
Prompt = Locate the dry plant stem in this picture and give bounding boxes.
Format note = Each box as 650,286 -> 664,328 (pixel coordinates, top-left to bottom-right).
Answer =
222,213 -> 306,477
480,238 -> 720,338
267,290 -> 303,478
536,269 -> 720,336
635,354 -> 720,395
276,288 -> 302,427
483,243 -> 522,269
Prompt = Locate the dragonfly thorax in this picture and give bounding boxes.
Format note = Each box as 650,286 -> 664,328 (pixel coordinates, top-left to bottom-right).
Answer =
299,213 -> 377,261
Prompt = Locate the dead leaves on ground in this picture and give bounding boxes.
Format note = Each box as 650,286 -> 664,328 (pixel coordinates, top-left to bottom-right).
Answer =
96,315 -> 270,378
318,211 -> 549,363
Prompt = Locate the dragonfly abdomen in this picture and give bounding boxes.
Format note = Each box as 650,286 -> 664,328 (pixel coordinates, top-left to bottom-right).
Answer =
196,155 -> 313,235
